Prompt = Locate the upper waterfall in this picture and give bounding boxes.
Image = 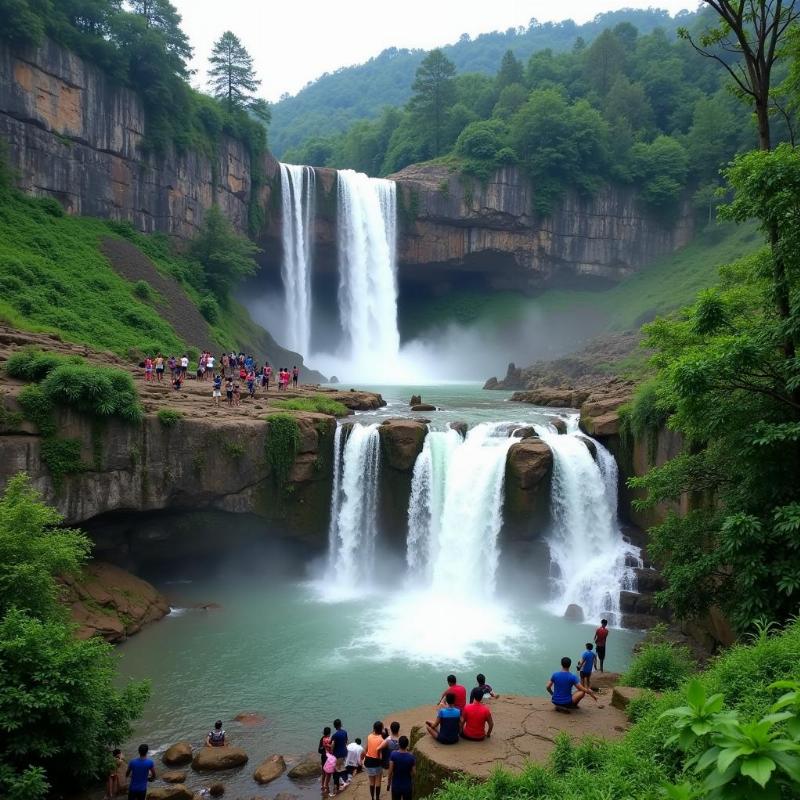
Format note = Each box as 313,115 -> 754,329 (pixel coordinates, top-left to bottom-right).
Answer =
279,163 -> 315,358
336,170 -> 400,373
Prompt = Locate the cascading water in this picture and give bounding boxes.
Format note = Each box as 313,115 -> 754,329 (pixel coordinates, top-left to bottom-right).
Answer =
336,169 -> 400,373
325,423 -> 382,596
535,419 -> 639,625
279,163 -> 315,357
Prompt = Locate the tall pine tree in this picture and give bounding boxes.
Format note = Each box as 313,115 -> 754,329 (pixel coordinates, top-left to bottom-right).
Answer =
409,49 -> 456,157
208,31 -> 261,114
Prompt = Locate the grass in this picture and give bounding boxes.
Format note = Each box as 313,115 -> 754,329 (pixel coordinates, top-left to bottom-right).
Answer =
273,395 -> 349,417
401,222 -> 763,338
156,409 -> 183,427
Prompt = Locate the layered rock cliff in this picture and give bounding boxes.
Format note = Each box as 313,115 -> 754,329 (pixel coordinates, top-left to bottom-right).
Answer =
2,38 -> 694,295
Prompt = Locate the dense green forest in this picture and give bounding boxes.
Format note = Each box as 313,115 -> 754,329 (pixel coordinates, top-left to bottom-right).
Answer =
270,8 -> 696,155
284,10 -> 795,215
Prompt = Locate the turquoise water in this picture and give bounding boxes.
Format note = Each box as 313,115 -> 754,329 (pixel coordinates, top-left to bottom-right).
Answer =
114,384 -> 641,797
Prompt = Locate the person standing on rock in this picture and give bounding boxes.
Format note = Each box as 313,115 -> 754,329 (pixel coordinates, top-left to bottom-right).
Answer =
363,720 -> 389,800
546,657 -> 598,712
154,354 -> 164,383
125,743 -> 155,800
331,718 -> 350,793
578,643 -> 596,689
594,619 -> 610,672
104,748 -> 123,800
292,365 -> 299,387
386,735 -> 415,800
438,674 -> 467,710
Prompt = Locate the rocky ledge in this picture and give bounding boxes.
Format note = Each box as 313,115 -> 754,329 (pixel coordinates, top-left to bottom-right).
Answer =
61,561 -> 169,642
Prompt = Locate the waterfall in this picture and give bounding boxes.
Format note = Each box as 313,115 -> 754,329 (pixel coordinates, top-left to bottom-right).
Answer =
327,423 -> 382,593
406,423 -> 518,599
336,169 -> 400,371
535,421 -> 639,625
280,163 -> 315,357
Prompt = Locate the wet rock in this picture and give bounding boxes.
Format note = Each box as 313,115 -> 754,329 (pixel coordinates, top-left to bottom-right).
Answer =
576,435 -> 597,458
511,388 -> 591,408
506,440 -> 553,489
209,783 -> 225,797
234,712 -> 266,726
287,753 -> 322,779
634,568 -> 666,593
147,786 -> 193,800
273,793 -> 300,800
192,746 -> 248,771
551,418 -> 567,434
483,377 -> 498,389
511,426 -> 536,439
564,604 -> 584,621
163,742 -> 193,767
253,754 -> 286,784
449,421 -> 468,438
411,403 -> 436,412
162,770 -> 188,783
378,419 -> 428,471
409,395 -> 421,406
619,591 -> 639,613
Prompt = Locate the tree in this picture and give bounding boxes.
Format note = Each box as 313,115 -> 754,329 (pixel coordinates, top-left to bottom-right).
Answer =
584,29 -> 626,95
0,474 -> 149,799
190,205 -> 260,299
208,31 -> 261,114
629,135 -> 689,209
496,49 -> 524,90
128,0 -> 191,71
409,49 -> 457,157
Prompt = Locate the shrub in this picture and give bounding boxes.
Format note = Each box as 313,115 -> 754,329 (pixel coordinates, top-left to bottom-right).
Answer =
132,280 -> 154,302
4,349 -> 83,382
265,414 -> 300,486
40,364 -> 142,423
17,384 -> 56,437
273,395 -> 349,417
40,438 -> 85,489
199,295 -> 219,323
157,408 -> 183,427
622,641 -> 695,691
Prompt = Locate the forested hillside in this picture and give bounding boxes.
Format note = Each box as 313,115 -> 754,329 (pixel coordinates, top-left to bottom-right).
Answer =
283,9 -> 796,217
271,8 -> 696,155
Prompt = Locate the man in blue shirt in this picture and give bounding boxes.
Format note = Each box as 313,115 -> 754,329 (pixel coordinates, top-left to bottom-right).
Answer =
125,743 -> 155,800
331,718 -> 349,791
425,692 -> 461,744
578,643 -> 597,689
546,657 -> 598,712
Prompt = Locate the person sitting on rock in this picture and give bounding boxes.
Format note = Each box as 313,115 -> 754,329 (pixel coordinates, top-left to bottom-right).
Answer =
206,720 -> 227,747
546,657 -> 598,712
438,674 -> 466,710
473,673 -> 499,700
460,688 -> 494,741
425,693 -> 461,745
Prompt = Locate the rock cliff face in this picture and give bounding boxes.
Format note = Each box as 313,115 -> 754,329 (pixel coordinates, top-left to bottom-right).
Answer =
2,38 -> 693,295
0,38 -> 262,238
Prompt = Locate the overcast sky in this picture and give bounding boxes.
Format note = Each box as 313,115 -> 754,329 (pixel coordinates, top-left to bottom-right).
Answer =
172,0 -> 699,101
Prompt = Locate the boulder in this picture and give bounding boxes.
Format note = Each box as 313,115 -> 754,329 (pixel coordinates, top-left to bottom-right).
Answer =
409,395 -> 421,406
147,786 -> 193,800
192,746 -> 248,771
619,591 -> 639,614
273,794 -> 299,800
590,672 -> 622,690
634,568 -> 667,593
411,403 -> 436,411
329,376 -> 339,384
506,440 -> 553,490
580,411 -> 621,437
511,388 -> 590,408
378,419 -> 428,471
234,711 -> 266,726
209,783 -> 225,797
611,686 -> 647,711
162,770 -> 188,783
483,377 -> 498,389
511,426 -> 536,439
253,754 -> 286,784
449,421 -> 468,438
564,603 -> 584,621
551,417 -> 567,434
576,435 -> 597,459
287,753 -> 322,779
163,742 -> 193,767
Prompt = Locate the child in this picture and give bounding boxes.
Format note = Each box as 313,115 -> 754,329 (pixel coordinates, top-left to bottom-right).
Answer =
577,643 -> 596,689
212,374 -> 222,407
226,378 -> 234,406
104,748 -> 123,799
246,370 -> 256,398
144,356 -> 153,382
322,750 -> 337,797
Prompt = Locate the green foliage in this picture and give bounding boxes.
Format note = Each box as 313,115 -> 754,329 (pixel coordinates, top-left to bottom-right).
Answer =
629,135 -> 690,209
622,640 -> 695,691
189,205 -> 260,300
157,408 -> 183,427
265,413 -> 300,486
199,294 -> 220,323
40,438 -> 85,489
223,440 -> 245,459
132,279 -> 155,302
0,474 -> 149,798
17,385 -> 56,437
4,349 -> 83,382
40,364 -> 142,423
208,31 -> 264,117
619,379 -> 670,464
408,49 -> 457,157
273,395 -> 349,417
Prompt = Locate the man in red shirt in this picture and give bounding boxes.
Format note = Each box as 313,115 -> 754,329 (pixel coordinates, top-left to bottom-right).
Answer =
460,689 -> 494,740
438,674 -> 467,710
594,619 -> 610,672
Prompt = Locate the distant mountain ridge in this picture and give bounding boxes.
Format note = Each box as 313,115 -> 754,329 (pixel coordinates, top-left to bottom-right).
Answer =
270,7 -> 699,156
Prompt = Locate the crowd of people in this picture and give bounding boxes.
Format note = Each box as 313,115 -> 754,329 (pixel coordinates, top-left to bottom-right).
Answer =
117,626 -> 611,800
140,351 -> 300,402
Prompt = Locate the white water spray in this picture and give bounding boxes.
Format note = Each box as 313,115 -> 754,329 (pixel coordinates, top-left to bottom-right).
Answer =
335,169 -> 399,374
536,419 -> 639,624
326,423 -> 382,595
280,163 -> 315,357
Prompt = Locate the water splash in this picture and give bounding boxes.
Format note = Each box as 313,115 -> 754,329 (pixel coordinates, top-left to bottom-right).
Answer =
280,163 -> 315,357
